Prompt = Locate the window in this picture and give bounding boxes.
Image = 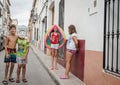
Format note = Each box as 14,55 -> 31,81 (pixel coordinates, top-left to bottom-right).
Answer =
45,16 -> 47,33
94,0 -> 97,8
52,7 -> 54,25
58,0 -> 65,59
103,0 -> 120,76
37,28 -> 39,41
34,27 -> 36,40
0,8 -> 2,17
59,0 -> 64,30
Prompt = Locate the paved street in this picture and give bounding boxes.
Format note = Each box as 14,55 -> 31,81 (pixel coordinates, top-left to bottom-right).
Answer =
0,49 -> 56,85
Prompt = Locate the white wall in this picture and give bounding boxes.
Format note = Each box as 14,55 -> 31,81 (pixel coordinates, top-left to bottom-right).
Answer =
37,0 -> 48,50
47,1 -> 54,28
1,0 -> 4,3
64,0 -> 104,51
31,17 -> 34,41
47,0 -> 61,28
0,18 -> 2,29
54,0 -> 60,24
36,0 -> 105,51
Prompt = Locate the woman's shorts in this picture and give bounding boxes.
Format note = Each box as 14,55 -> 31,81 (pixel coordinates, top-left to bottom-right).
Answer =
51,44 -> 59,49
16,57 -> 27,64
67,49 -> 77,55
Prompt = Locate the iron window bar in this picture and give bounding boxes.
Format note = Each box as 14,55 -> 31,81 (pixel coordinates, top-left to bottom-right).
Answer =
103,0 -> 120,76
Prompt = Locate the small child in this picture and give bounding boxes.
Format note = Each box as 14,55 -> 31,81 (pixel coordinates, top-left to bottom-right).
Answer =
16,31 -> 29,83
2,25 -> 18,84
49,25 -> 60,70
60,25 -> 78,79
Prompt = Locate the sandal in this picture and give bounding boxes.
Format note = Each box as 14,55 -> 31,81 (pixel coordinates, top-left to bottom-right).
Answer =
9,78 -> 15,82
2,80 -> 8,84
60,75 -> 69,79
22,79 -> 28,83
16,80 -> 20,83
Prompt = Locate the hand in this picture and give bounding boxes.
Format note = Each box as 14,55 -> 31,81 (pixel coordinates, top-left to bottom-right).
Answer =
22,57 -> 27,61
50,38 -> 52,41
48,33 -> 51,37
6,54 -> 9,59
76,47 -> 79,51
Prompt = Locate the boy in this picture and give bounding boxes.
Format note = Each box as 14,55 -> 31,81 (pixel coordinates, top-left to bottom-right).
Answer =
16,30 -> 29,83
2,24 -> 18,84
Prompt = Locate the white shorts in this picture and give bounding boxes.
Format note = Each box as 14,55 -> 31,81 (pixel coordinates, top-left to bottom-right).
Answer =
16,57 -> 28,64
51,44 -> 59,49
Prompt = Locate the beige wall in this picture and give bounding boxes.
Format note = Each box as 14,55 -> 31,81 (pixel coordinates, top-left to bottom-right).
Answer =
84,51 -> 120,85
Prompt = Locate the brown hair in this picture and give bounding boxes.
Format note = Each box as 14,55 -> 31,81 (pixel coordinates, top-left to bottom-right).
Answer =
9,24 -> 16,30
68,25 -> 77,34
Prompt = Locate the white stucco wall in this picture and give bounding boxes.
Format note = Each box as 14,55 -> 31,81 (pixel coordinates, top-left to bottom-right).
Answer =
0,18 -> 2,29
54,0 -> 60,24
63,0 -> 104,51
47,1 -> 54,28
36,0 -> 105,51
37,0 -> 48,50
1,0 -> 4,3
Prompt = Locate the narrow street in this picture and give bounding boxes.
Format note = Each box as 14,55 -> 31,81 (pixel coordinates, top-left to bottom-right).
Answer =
0,0 -> 120,85
0,49 -> 57,85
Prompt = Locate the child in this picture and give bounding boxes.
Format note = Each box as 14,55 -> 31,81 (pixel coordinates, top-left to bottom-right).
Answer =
49,25 -> 60,70
60,25 -> 78,79
16,31 -> 29,83
2,25 -> 18,84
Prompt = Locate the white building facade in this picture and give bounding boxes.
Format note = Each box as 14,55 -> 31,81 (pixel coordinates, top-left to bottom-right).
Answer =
0,0 -> 4,35
0,0 -> 11,36
33,0 -> 104,51
31,0 -> 120,85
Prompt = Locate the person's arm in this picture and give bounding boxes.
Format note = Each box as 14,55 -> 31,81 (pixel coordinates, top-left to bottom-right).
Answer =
24,47 -> 29,59
58,33 -> 63,42
5,36 -> 9,58
16,35 -> 19,43
72,36 -> 78,50
49,33 -> 52,40
23,42 -> 29,60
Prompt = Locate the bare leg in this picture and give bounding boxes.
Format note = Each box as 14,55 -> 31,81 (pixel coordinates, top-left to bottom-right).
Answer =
50,49 -> 55,69
65,51 -> 73,77
22,64 -> 26,79
16,64 -> 22,80
54,49 -> 58,69
9,63 -> 15,79
4,63 -> 10,80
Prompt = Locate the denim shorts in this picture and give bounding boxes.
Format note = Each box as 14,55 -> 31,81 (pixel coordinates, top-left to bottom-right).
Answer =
16,57 -> 28,64
51,44 -> 59,49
